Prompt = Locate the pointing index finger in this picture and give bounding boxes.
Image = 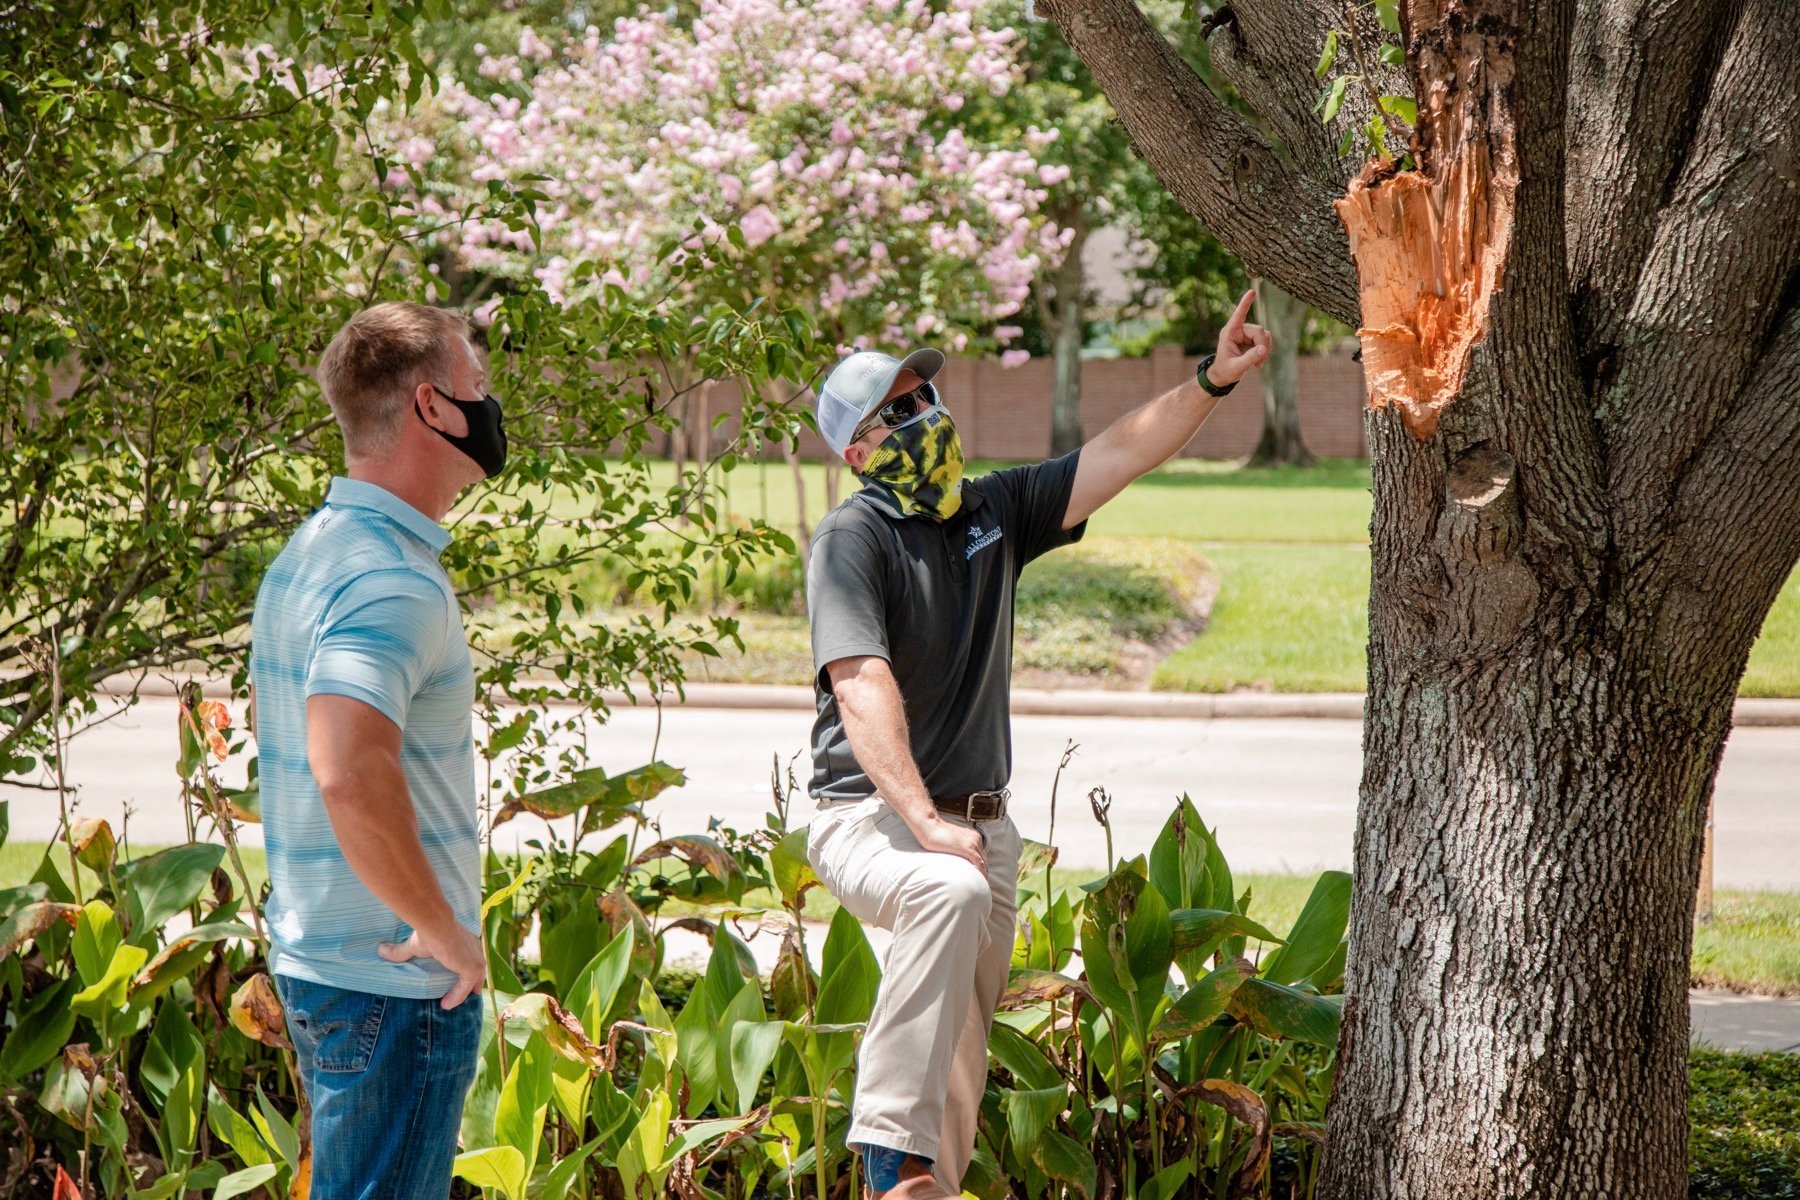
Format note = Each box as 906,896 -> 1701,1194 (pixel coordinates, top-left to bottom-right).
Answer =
1226,289 -> 1256,330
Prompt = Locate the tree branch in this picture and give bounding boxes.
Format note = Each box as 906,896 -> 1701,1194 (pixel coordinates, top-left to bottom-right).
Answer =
1565,0 -> 1740,346
1597,0 -> 1800,562
1038,0 -> 1361,325
1202,0 -> 1359,186
1651,306 -> 1800,698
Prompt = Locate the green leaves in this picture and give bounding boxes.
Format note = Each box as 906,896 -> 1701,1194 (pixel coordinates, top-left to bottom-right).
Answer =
1227,979 -> 1345,1048
1079,859 -> 1175,1049
113,844 -> 225,945
1321,75 -> 1350,125
1260,870 -> 1351,986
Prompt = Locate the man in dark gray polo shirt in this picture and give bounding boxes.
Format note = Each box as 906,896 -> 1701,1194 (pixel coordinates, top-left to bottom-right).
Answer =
803,291 -> 1271,1200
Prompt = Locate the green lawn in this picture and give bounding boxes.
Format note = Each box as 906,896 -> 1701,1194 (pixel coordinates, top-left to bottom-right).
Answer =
1689,1048 -> 1800,1199
1742,575 -> 1800,698
1694,891 -> 1800,996
494,455 -> 1800,697
1153,544 -> 1371,692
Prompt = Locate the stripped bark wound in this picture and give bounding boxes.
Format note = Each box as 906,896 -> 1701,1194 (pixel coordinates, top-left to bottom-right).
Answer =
1333,8 -> 1517,440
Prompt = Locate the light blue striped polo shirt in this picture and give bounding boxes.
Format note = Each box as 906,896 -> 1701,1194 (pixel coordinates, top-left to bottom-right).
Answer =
250,477 -> 479,999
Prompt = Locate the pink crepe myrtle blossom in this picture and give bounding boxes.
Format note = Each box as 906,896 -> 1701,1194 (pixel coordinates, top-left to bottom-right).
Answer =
406,0 -> 1065,353
738,205 -> 782,247
1000,349 -> 1031,369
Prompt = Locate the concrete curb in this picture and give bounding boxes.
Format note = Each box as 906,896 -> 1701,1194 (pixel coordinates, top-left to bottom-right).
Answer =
91,673 -> 1800,725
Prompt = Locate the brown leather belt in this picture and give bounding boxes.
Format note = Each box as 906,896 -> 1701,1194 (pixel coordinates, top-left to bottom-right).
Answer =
932,789 -> 1010,822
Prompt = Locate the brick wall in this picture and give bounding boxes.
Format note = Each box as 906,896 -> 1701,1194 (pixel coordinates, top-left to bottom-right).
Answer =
696,344 -> 1369,461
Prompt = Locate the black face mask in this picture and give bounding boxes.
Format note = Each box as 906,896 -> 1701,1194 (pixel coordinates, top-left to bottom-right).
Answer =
421,384 -> 508,478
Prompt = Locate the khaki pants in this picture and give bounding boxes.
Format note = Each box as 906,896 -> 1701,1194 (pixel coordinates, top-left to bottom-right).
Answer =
806,796 -> 1021,1195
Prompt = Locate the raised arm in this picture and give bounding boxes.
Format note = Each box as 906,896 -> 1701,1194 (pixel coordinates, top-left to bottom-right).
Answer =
307,694 -> 486,1008
825,655 -> 986,871
1063,289 -> 1271,528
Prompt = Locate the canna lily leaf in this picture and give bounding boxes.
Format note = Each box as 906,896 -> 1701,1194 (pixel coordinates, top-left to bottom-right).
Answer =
1190,1078 -> 1272,1194
1152,958 -> 1255,1042
1227,978 -> 1344,1047
999,969 -> 1091,1009
633,834 -> 746,891
769,827 -> 818,909
1168,908 -> 1283,959
500,992 -> 608,1069
1259,871 -> 1351,986
0,900 -> 81,962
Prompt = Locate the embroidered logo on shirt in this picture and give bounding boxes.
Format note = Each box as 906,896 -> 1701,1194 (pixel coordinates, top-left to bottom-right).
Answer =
966,523 -> 1003,560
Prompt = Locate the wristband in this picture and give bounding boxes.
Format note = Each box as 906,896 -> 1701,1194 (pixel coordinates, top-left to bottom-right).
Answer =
1196,353 -> 1237,397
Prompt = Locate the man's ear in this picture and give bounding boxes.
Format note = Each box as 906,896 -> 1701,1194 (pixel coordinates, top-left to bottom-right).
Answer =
414,380 -> 442,430
843,445 -> 866,473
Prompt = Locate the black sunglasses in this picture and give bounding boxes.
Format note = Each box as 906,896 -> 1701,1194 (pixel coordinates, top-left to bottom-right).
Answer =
855,381 -> 938,440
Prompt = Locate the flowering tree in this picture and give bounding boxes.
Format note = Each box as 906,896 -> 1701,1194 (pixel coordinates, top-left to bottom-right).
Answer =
438,0 -> 1064,345
408,0 -> 1068,542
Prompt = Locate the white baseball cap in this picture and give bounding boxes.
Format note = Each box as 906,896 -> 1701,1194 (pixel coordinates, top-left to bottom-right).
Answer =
815,347 -> 945,457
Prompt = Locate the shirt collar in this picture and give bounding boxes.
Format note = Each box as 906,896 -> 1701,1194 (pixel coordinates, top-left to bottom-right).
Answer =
324,477 -> 453,553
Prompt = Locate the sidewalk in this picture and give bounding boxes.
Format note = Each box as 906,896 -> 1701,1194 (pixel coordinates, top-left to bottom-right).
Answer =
96,673 -> 1800,725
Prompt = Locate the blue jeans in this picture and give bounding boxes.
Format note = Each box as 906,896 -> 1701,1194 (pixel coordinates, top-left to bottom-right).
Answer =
275,975 -> 482,1200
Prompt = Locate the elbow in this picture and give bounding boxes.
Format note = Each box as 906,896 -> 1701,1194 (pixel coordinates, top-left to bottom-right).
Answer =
826,656 -> 888,715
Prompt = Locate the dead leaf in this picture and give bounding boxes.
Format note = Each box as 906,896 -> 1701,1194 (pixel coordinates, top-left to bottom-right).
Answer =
1273,1120 -> 1327,1147
999,970 -> 1092,1009
68,819 -> 116,872
229,973 -> 291,1050
1189,1078 -> 1271,1196
501,993 -> 607,1069
196,699 -> 232,731
0,901 -> 82,961
632,835 -> 745,886
52,1165 -> 81,1200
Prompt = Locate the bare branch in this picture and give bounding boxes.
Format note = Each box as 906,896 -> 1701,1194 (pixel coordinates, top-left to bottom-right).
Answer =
1038,0 -> 1361,325
1565,0 -> 1741,345
1597,0 -> 1800,561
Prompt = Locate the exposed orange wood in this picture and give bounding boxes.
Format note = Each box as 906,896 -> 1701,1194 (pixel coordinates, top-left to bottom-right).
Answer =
1334,27 -> 1516,440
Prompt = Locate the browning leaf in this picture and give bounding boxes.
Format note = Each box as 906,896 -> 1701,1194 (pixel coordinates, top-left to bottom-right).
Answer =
228,973 -> 291,1050
0,901 -> 82,961
501,992 -> 607,1069
68,818 -> 116,872
999,969 -> 1092,1009
1190,1078 -> 1271,1196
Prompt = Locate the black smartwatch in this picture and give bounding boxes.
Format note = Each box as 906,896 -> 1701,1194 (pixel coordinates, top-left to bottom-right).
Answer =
1196,353 -> 1236,397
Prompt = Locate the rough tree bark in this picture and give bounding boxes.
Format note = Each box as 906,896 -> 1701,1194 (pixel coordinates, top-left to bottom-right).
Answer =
1039,1 -> 1800,1196
1247,279 -> 1313,466
1040,206 -> 1090,456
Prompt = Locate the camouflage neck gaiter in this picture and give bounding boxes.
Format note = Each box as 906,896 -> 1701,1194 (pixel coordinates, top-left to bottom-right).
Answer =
862,407 -> 965,521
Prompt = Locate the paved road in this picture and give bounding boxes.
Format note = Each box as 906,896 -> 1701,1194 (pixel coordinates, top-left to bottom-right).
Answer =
7,694 -> 1799,888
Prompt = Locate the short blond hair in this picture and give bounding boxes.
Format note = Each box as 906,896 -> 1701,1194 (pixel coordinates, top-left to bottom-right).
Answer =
317,302 -> 470,459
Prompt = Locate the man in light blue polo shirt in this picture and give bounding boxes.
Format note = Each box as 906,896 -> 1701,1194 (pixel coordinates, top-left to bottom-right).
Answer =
251,301 -> 507,1200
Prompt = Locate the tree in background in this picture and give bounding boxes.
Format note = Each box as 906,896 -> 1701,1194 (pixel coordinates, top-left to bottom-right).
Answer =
1042,0 -> 1800,1195
977,8 -> 1163,455
0,1 -> 810,800
416,0 -> 1068,547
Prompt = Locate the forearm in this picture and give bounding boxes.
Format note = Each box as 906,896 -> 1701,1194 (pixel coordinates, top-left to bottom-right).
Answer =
1089,380 -> 1222,480
831,659 -> 940,832
320,759 -> 462,937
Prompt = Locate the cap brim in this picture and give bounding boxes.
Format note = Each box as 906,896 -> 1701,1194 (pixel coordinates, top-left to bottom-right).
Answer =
898,347 -> 945,382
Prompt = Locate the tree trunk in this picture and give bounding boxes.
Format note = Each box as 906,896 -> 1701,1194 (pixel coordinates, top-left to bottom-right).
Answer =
1039,1 -> 1800,1196
1246,279 -> 1312,467
1046,214 -> 1089,457
1324,418 -> 1724,1198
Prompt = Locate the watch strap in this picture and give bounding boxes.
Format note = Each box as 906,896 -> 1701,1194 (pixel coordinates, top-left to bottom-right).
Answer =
1196,353 -> 1236,397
